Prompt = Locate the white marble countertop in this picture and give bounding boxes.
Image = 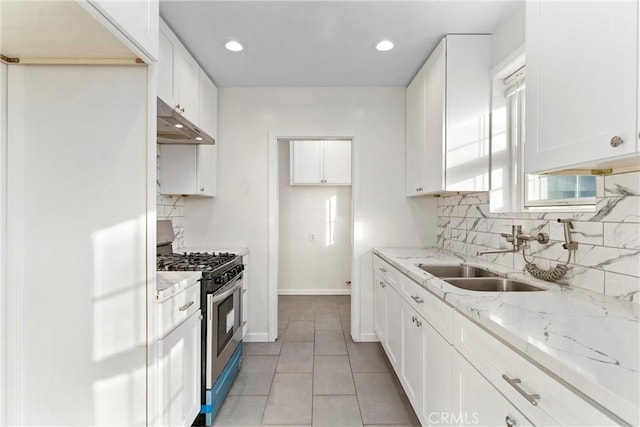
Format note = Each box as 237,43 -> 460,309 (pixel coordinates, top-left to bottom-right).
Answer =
156,271 -> 202,302
373,247 -> 639,425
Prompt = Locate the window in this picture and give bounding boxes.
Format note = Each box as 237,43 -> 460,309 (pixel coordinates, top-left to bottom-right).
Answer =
501,64 -> 596,209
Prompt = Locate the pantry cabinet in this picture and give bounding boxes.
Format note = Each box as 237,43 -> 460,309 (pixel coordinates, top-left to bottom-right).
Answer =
525,0 -> 639,174
159,19 -> 201,124
159,144 -> 217,197
84,0 -> 159,60
406,35 -> 491,196
290,140 -> 351,185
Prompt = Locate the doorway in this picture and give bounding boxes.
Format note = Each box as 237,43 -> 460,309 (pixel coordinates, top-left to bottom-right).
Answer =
268,132 -> 360,343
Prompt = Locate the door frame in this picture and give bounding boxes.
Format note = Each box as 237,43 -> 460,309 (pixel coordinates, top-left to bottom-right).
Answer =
267,130 -> 360,342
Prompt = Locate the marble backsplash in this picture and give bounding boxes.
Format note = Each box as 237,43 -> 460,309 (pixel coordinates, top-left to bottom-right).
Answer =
437,171 -> 640,304
156,153 -> 185,250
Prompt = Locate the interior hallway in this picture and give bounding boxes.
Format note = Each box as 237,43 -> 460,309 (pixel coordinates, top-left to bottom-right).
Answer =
213,295 -> 420,426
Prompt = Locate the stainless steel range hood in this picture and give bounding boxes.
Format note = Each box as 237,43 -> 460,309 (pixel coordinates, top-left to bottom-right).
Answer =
157,98 -> 215,145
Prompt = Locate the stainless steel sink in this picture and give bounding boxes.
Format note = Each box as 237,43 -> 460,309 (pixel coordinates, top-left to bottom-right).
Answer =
444,278 -> 546,292
418,264 -> 496,278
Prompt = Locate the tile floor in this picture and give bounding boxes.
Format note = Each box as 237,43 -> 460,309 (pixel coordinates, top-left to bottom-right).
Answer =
214,295 -> 420,426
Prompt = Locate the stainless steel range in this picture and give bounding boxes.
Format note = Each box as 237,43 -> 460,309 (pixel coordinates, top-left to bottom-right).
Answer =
157,220 -> 244,426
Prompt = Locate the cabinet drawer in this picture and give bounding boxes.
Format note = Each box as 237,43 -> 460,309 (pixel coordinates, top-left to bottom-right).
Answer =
401,277 -> 453,344
373,255 -> 401,288
453,312 -> 618,426
158,281 -> 201,339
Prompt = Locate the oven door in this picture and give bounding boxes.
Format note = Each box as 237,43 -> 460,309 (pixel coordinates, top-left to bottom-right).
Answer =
206,274 -> 243,388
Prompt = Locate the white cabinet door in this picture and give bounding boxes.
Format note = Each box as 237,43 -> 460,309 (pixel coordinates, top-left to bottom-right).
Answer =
401,306 -> 424,413
322,140 -> 351,184
453,351 -> 531,427
445,35 -> 490,191
291,140 -> 323,184
423,322 -> 453,426
423,39 -> 446,194
525,0 -> 638,173
385,284 -> 403,370
198,69 -> 218,139
175,47 -> 200,124
158,29 -> 176,107
374,274 -> 387,345
406,67 -> 426,196
159,310 -> 202,427
159,144 -> 216,197
86,0 -> 159,60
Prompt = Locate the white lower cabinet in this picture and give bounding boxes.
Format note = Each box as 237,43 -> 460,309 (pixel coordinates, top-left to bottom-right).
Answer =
385,283 -> 403,370
453,351 -> 531,427
158,310 -> 202,427
374,273 -> 387,345
372,255 -> 623,427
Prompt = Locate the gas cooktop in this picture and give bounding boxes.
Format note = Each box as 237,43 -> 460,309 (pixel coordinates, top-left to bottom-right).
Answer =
156,252 -> 237,272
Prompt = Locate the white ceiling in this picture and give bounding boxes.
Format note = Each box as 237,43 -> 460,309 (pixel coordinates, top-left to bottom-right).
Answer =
160,0 -> 522,87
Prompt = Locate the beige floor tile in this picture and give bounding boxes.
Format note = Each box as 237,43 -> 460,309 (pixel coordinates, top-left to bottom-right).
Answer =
262,373 -> 313,425
314,329 -> 347,355
313,356 -> 355,395
229,356 -> 278,395
346,341 -> 389,373
315,313 -> 342,330
212,395 -> 267,426
282,320 -> 315,341
245,341 -> 283,356
353,373 -> 414,425
312,395 -> 362,426
277,341 -> 314,373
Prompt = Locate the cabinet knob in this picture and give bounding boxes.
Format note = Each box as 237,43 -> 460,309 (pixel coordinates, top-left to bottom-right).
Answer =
610,136 -> 624,147
200,188 -> 205,192
181,108 -> 185,113
175,104 -> 181,110
505,415 -> 516,427
416,187 -> 423,192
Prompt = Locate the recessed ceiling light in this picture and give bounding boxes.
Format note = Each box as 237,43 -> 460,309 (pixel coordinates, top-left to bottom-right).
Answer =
174,124 -> 184,129
195,137 -> 203,141
375,40 -> 394,52
225,40 -> 244,52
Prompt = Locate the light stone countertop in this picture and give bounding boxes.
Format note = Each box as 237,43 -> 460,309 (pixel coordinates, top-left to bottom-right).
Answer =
373,247 -> 639,425
156,271 -> 202,302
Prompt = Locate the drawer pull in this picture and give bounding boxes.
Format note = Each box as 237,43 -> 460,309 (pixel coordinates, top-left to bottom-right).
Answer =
410,295 -> 424,304
178,301 -> 195,312
379,281 -> 386,288
379,267 -> 387,273
505,415 -> 516,427
502,374 -> 540,406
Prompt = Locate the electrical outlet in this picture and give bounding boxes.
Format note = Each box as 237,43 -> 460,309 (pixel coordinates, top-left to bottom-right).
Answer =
309,233 -> 316,242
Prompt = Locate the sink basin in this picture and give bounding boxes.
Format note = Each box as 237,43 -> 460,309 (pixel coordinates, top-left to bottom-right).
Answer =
418,264 -> 496,278
444,278 -> 546,292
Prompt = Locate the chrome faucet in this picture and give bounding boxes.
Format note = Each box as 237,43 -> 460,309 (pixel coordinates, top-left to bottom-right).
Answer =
477,225 -> 549,256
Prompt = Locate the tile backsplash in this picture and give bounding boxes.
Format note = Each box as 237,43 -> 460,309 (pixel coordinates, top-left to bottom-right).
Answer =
437,171 -> 640,304
157,152 -> 185,250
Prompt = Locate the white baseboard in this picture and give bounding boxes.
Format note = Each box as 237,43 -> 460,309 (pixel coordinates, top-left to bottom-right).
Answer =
243,332 -> 270,343
358,332 -> 379,342
278,288 -> 351,295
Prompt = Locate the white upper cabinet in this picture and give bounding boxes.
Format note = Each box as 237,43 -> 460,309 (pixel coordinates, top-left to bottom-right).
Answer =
199,69 -> 218,139
406,35 -> 491,196
290,140 -> 351,185
159,144 -> 216,197
158,19 -> 201,124
525,0 -> 639,174
86,0 -> 159,61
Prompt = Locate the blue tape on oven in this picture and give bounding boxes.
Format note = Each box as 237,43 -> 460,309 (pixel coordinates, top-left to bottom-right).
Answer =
200,405 -> 212,414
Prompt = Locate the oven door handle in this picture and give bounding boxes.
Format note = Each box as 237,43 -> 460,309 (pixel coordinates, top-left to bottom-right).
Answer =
211,279 -> 243,304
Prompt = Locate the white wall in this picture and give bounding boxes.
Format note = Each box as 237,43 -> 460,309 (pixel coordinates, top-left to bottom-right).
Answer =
278,142 -> 352,294
0,61 -> 7,427
491,3 -> 525,68
8,65 -> 148,426
184,87 -> 438,341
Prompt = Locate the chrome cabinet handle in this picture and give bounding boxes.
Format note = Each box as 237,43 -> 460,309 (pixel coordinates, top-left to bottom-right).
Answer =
416,319 -> 422,327
379,281 -> 386,288
502,374 -> 540,406
416,187 -> 423,192
178,301 -> 194,312
610,136 -> 624,147
410,295 -> 424,304
505,415 -> 516,427
379,267 -> 387,273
